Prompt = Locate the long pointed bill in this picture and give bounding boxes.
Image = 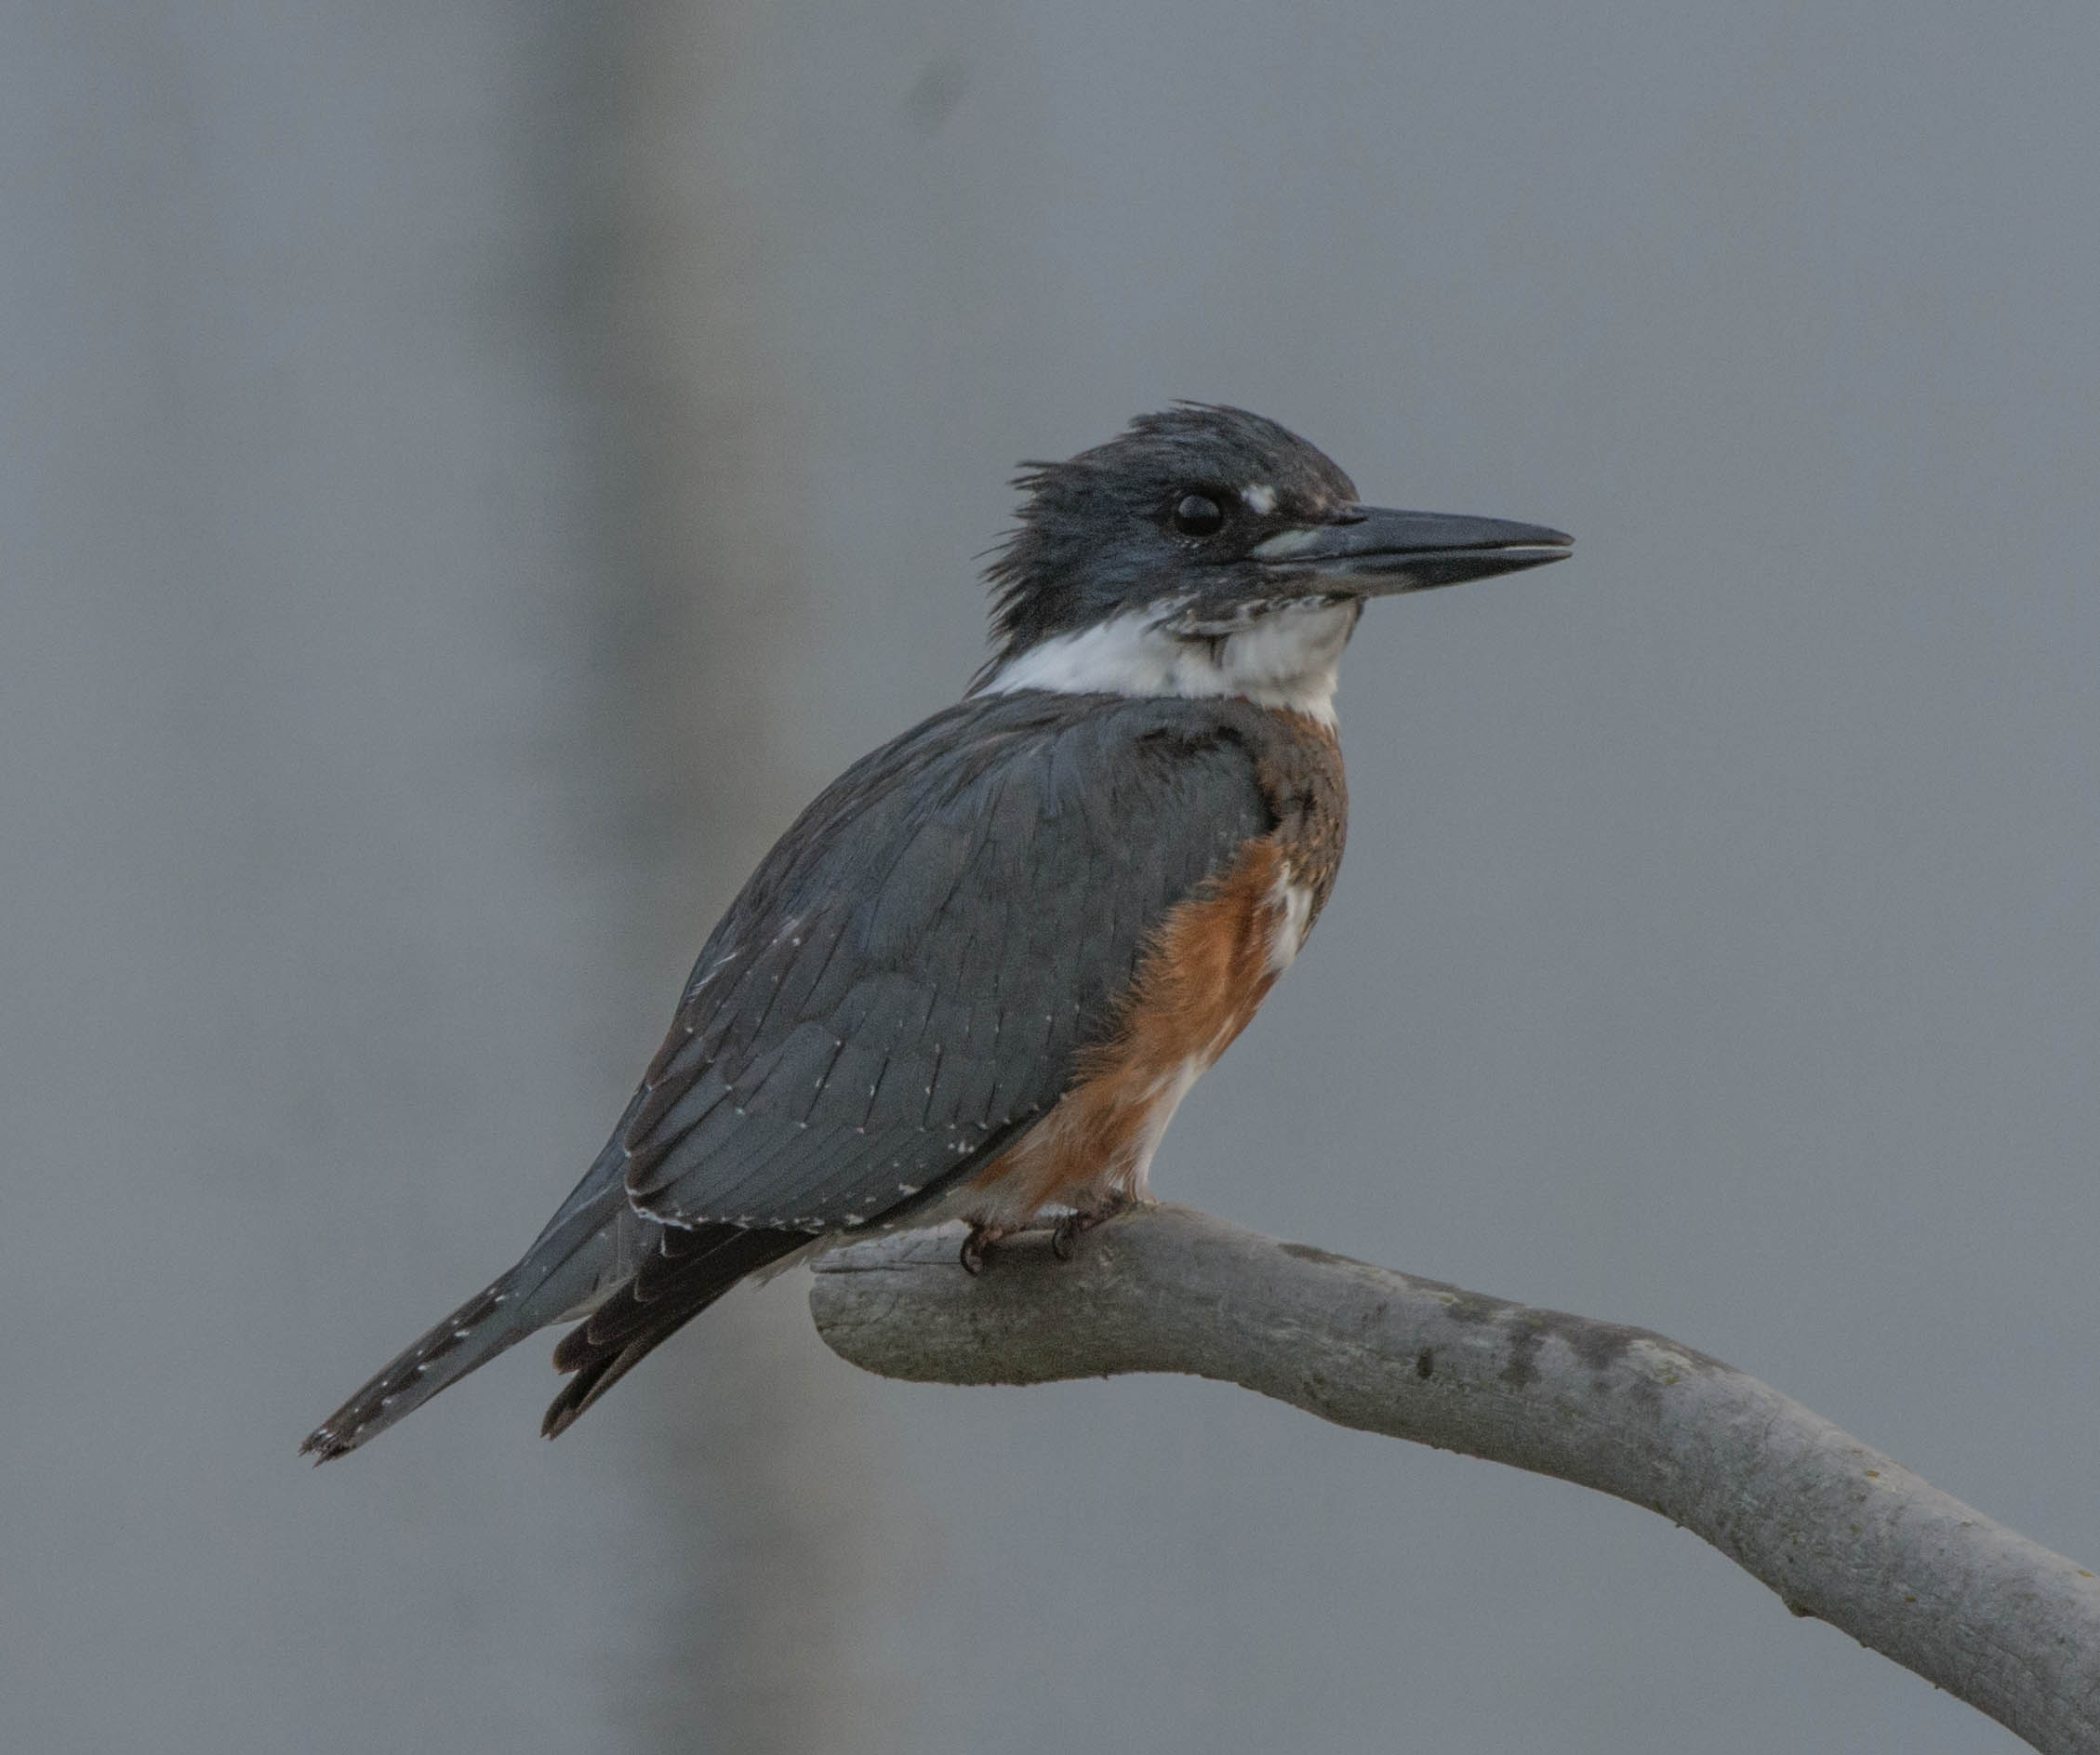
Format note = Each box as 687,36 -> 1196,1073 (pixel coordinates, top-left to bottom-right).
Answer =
1253,504 -> 1573,595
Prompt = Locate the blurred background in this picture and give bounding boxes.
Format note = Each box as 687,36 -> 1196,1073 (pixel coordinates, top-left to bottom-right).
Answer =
5,3 -> 2095,1750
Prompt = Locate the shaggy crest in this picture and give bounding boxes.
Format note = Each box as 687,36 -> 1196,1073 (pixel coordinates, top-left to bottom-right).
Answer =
980,404 -> 1359,671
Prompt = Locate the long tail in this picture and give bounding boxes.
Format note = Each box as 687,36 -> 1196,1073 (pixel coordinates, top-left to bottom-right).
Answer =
301,1270 -> 537,1461
299,1192 -> 626,1461
302,1173 -> 807,1458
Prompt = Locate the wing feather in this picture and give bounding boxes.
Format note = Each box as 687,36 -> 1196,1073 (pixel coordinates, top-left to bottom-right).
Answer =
618,694 -> 1273,1230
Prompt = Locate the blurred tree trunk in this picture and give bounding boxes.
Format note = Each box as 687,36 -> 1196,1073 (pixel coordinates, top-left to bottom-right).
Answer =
556,4 -> 907,1751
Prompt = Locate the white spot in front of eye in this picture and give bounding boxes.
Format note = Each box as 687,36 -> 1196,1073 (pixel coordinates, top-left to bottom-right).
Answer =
1243,483 -> 1277,514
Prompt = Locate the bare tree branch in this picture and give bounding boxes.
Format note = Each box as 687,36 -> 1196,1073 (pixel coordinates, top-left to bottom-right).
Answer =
808,1203 -> 2100,1753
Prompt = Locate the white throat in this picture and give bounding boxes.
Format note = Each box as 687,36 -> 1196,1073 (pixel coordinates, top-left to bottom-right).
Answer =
982,599 -> 1358,728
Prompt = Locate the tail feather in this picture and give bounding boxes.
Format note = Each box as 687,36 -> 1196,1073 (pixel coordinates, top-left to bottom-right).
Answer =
301,1273 -> 533,1462
301,1195 -> 633,1462
540,1223 -> 805,1438
302,1196 -> 811,1458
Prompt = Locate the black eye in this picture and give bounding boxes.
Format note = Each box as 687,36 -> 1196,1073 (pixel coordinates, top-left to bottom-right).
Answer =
1173,494 -> 1224,537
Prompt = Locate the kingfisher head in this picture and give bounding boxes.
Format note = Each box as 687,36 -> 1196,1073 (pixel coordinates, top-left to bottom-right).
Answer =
976,405 -> 1571,725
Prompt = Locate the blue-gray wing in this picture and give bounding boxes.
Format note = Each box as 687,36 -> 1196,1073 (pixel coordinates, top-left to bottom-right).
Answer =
618,692 -> 1273,1231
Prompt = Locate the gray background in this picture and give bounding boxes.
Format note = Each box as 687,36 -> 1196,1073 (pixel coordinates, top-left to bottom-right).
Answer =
5,3 -> 2094,1751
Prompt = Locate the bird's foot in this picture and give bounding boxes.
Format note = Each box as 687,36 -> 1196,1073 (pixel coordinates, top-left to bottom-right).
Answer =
1050,1190 -> 1136,1261
959,1223 -> 1006,1277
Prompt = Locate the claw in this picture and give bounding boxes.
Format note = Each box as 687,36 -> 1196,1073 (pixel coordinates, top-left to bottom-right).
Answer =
960,1224 -> 1000,1276
1049,1192 -> 1134,1261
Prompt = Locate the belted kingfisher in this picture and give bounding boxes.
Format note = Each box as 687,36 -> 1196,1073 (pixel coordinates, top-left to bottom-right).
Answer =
303,405 -> 1570,1459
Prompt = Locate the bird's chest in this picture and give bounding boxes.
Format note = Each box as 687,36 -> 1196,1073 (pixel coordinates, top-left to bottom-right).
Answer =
964,838 -> 1304,1219
1094,705 -> 1344,1060
1086,704 -> 1346,1091
963,709 -> 1347,1221
1252,705 -> 1349,951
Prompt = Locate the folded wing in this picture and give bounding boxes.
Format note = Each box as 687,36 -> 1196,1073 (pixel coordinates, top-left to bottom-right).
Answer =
620,691 -> 1275,1230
